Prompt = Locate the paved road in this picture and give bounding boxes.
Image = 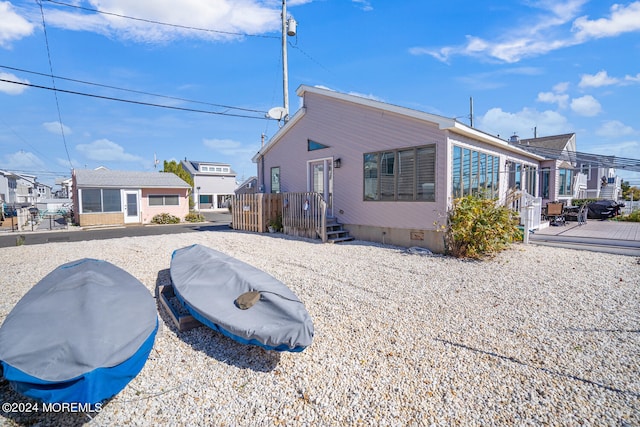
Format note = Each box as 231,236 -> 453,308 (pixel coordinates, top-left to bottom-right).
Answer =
0,211 -> 232,249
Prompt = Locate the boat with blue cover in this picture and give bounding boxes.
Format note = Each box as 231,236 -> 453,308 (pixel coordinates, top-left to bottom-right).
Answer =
0,259 -> 158,405
170,244 -> 314,352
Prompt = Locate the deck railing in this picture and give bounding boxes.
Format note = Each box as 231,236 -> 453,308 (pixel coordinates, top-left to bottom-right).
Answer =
507,189 -> 542,230
230,192 -> 327,241
282,192 -> 327,242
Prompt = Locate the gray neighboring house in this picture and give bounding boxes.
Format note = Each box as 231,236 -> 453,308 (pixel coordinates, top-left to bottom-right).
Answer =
180,160 -> 237,210
235,176 -> 258,195
72,167 -> 191,227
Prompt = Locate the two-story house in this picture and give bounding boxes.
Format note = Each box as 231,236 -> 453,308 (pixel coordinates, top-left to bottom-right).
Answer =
180,160 -> 238,210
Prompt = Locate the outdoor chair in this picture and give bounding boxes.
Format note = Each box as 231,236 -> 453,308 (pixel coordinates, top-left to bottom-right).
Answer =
546,202 -> 565,226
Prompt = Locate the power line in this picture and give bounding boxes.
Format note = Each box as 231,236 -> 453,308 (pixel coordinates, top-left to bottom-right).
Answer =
43,0 -> 280,40
0,78 -> 270,120
512,144 -> 640,172
38,0 -> 73,170
0,65 -> 268,114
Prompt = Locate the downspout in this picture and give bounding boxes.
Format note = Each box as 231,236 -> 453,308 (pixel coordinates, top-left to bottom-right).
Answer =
260,133 -> 266,193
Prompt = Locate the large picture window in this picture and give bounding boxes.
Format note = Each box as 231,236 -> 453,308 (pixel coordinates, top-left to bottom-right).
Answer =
363,145 -> 435,202
452,146 -> 499,198
81,188 -> 121,213
149,195 -> 179,206
559,168 -> 573,196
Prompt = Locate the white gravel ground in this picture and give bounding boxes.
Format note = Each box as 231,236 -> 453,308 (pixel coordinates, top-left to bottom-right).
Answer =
0,229 -> 638,426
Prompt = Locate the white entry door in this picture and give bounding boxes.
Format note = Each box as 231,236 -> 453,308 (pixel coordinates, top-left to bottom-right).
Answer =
124,191 -> 140,223
308,159 -> 333,215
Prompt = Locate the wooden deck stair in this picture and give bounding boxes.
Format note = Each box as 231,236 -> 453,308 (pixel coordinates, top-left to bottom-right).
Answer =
325,217 -> 354,243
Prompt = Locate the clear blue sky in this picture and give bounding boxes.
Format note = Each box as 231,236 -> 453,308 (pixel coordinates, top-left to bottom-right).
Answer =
1,0 -> 639,188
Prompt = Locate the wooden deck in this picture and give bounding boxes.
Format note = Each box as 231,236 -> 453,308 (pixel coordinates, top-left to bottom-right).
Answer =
533,220 -> 640,242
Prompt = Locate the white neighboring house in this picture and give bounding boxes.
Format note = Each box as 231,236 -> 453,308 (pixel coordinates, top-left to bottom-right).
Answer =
55,176 -> 73,198
0,170 -> 19,205
180,160 -> 237,210
36,182 -> 53,201
0,172 -> 38,206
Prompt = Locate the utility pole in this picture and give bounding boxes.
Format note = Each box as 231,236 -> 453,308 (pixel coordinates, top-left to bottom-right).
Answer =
282,0 -> 289,122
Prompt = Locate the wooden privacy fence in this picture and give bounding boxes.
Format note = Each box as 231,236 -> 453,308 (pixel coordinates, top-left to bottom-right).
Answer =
231,193 -> 282,233
230,192 -> 327,242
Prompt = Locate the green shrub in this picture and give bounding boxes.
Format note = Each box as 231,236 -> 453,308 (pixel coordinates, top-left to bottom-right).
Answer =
151,213 -> 180,224
184,211 -> 205,223
442,195 -> 521,259
619,210 -> 640,222
571,198 -> 599,207
268,214 -> 283,232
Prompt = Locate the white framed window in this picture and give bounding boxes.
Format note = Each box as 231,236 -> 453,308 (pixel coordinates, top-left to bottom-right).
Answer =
364,145 -> 436,202
149,195 -> 180,206
200,165 -> 230,173
81,188 -> 122,213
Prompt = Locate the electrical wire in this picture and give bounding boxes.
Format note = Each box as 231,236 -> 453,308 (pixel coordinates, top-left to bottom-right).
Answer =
0,78 -> 270,120
514,145 -> 640,172
38,0 -> 74,170
43,0 -> 280,40
0,65 -> 268,114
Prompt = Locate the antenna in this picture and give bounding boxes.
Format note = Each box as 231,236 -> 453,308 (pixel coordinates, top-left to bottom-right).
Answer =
469,96 -> 474,127
154,153 -> 160,169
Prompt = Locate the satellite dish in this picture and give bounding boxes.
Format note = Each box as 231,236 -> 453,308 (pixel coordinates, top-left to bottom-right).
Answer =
267,107 -> 287,120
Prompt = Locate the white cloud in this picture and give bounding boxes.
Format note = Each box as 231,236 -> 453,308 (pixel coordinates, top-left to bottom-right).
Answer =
578,70 -> 620,88
0,72 -> 29,95
0,2 -> 34,48
203,138 -> 254,156
537,91 -> 570,109
553,82 -> 570,93
40,0 -> 292,43
573,1 -> 640,40
76,139 -> 145,163
595,120 -> 635,137
570,95 -> 602,116
536,81 -> 570,108
43,121 -> 72,136
625,73 -> 640,83
352,0 -> 373,12
2,150 -> 47,171
411,0 -> 640,63
478,107 -> 571,140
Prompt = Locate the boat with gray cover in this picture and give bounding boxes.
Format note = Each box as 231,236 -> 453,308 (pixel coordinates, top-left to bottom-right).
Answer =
170,244 -> 314,352
0,259 -> 158,405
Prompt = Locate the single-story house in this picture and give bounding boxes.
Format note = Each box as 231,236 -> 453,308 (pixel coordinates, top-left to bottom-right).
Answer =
252,85 -> 548,252
72,168 -> 191,227
235,176 -> 258,195
180,160 -> 238,210
514,134 -> 622,201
